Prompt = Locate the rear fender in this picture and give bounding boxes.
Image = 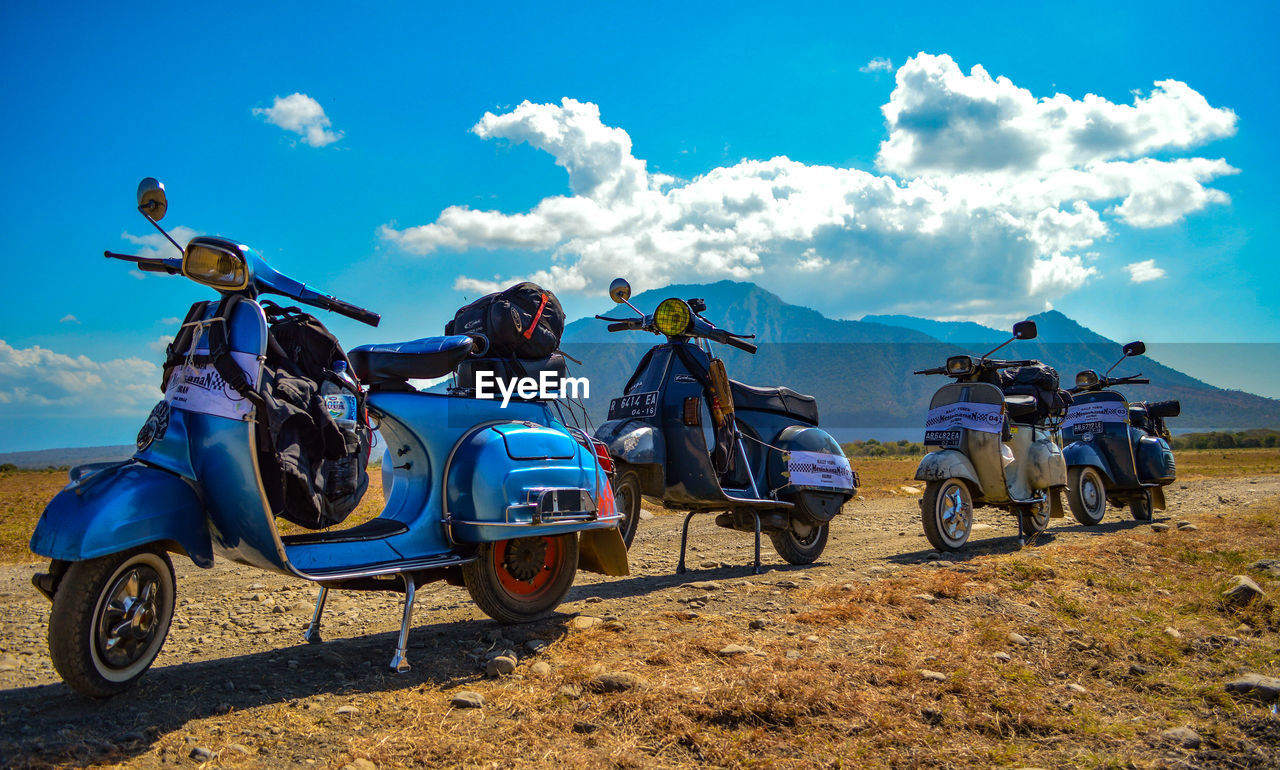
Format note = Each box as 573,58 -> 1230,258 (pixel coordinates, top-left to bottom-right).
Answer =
1063,442 -> 1115,486
915,449 -> 983,496
29,462 -> 213,567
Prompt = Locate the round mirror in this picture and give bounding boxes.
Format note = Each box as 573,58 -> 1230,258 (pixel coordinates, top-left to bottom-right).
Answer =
609,277 -> 631,304
137,178 -> 168,221
1123,340 -> 1146,357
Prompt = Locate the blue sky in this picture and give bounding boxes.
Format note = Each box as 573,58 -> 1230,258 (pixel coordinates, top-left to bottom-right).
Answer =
1,1 -> 1277,451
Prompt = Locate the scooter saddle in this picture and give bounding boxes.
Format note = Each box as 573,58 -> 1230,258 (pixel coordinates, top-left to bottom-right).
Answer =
455,354 -> 568,395
348,335 -> 476,386
729,379 -> 819,425
1003,394 -> 1039,420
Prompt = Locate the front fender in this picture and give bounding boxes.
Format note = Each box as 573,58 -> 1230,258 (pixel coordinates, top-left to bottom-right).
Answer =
30,462 -> 213,567
594,420 -> 664,467
1063,442 -> 1114,485
914,449 -> 983,496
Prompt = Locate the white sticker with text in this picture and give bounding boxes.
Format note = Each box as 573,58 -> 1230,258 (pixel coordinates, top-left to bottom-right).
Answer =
786,451 -> 855,490
1062,401 -> 1128,431
924,401 -> 1005,434
164,350 -> 260,421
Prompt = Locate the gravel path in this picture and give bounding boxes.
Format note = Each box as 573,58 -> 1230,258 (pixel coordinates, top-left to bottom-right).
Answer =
1,474 -> 1276,765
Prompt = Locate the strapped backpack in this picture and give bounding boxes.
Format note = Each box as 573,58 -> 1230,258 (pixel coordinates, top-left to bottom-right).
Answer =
445,282 -> 565,359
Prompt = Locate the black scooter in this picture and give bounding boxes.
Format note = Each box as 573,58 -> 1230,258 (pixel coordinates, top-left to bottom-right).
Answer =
593,279 -> 858,573
1063,341 -> 1180,523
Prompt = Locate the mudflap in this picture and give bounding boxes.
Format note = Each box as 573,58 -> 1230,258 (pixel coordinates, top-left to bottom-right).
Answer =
578,528 -> 630,576
1049,486 -> 1066,518
1152,486 -> 1167,511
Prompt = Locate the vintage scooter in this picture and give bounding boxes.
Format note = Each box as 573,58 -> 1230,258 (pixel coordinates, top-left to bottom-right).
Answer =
1063,341 -> 1179,523
28,179 -> 626,697
592,279 -> 857,573
913,321 -> 1069,551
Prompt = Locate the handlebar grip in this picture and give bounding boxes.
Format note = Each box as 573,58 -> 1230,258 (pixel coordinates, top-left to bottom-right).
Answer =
327,297 -> 381,327
726,337 -> 757,354
607,322 -> 634,332
1130,378 -> 1150,384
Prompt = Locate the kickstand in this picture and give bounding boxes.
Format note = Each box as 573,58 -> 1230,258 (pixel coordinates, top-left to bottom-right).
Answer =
1016,510 -> 1026,548
676,511 -> 698,574
750,510 -> 762,575
303,586 -> 328,644
390,573 -> 416,674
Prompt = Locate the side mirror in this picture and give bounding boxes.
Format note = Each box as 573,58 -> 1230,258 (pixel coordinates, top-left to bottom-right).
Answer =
609,278 -> 631,304
1123,340 -> 1146,357
1012,320 -> 1037,340
137,178 -> 168,222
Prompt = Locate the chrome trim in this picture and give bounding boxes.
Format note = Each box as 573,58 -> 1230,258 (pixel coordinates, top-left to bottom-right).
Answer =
439,420 -> 521,546
390,574 -> 416,674
303,553 -> 475,582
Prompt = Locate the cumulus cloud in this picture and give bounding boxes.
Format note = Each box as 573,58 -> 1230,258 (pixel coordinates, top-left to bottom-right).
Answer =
861,57 -> 893,74
380,54 -> 1238,320
0,340 -> 159,412
122,225 -> 198,261
1124,259 -> 1167,283
254,93 -> 343,147
59,314 -> 78,324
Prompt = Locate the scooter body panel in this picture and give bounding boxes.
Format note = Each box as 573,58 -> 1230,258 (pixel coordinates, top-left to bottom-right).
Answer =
1005,423 -> 1067,500
762,423 -> 853,495
914,448 -> 984,496
1063,390 -> 1140,490
30,462 -> 213,567
1062,441 -> 1115,486
919,382 -> 1009,502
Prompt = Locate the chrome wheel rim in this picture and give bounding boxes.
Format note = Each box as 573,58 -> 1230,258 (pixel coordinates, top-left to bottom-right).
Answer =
938,483 -> 971,544
96,565 -> 163,670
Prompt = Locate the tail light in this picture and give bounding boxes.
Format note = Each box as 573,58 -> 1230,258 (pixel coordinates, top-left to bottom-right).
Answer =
589,437 -> 614,474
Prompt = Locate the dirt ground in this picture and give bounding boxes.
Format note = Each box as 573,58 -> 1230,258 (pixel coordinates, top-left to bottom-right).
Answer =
1,474 -> 1278,768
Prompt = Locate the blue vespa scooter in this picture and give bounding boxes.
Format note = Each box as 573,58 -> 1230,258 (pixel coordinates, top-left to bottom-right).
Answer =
29,179 -> 627,697
593,279 -> 857,574
1063,341 -> 1179,524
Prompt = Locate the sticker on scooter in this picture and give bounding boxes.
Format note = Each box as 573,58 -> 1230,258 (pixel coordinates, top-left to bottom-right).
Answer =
1062,402 -> 1128,431
783,451 -> 855,490
924,402 -> 1004,434
924,429 -> 962,448
608,391 -> 659,420
164,350 -> 260,421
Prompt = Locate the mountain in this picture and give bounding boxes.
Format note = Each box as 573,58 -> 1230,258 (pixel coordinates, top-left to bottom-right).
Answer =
0,445 -> 134,470
559,282 -> 1280,432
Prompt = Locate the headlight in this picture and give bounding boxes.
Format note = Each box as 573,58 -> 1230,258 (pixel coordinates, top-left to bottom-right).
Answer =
183,237 -> 249,290
1075,370 -> 1100,389
654,298 -> 691,336
946,355 -> 974,376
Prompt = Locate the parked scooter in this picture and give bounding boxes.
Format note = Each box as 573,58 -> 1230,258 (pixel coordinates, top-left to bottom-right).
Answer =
593,279 -> 858,573
913,321 -> 1070,551
1063,341 -> 1179,523
28,179 -> 627,697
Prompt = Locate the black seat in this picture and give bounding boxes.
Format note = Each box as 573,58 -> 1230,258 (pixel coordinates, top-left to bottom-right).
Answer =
1003,394 -> 1038,420
729,380 -> 819,425
455,354 -> 568,395
348,335 -> 475,386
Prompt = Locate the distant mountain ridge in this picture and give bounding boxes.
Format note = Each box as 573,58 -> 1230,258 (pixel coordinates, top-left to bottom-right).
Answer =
0,445 -> 133,470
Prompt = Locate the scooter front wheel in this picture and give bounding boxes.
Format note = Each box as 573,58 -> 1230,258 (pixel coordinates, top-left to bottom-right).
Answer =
769,521 -> 829,565
612,468 -> 642,548
47,546 -> 176,698
1019,500 -> 1050,536
1067,466 -> 1107,526
463,534 -> 579,624
922,479 -> 973,551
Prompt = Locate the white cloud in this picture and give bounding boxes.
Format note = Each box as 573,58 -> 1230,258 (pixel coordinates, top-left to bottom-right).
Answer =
0,340 -> 159,412
860,57 -> 893,74
1124,259 -> 1167,283
380,54 -> 1237,321
149,335 -> 174,354
122,225 -> 198,260
59,314 -> 78,324
254,93 -> 343,147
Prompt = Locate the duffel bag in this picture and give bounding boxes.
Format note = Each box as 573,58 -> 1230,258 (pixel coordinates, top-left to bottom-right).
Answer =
445,282 -> 565,359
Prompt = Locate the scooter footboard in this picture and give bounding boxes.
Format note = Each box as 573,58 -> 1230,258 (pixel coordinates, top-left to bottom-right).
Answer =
30,462 -> 213,567
444,423 -> 621,543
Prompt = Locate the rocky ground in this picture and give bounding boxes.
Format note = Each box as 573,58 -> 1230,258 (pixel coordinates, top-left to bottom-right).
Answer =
1,475 -> 1278,767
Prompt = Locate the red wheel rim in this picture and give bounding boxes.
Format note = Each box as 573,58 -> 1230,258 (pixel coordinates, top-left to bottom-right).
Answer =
494,537 -> 563,598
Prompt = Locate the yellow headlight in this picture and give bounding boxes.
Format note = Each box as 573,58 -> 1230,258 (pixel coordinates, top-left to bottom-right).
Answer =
183,239 -> 248,290
654,298 -> 691,336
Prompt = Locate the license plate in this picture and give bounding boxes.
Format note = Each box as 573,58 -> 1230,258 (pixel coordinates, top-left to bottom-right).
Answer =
608,391 -> 659,420
924,429 -> 962,448
1072,421 -> 1103,435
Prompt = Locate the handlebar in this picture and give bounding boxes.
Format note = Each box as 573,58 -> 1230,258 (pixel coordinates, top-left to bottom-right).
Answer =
105,251 -> 182,275
914,366 -> 946,375
722,335 -> 757,354
323,296 -> 381,327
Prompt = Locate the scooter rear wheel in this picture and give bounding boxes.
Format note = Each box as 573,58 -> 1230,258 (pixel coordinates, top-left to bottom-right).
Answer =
769,521 -> 829,565
1130,489 -> 1154,521
463,534 -> 578,624
922,479 -> 973,551
1067,466 -> 1107,526
1019,500 -> 1050,536
47,546 -> 176,698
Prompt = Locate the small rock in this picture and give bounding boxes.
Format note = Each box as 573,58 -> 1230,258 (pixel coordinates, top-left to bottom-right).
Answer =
450,691 -> 485,709
558,684 -> 582,699
529,661 -> 551,676
785,650 -> 801,659
569,616 -> 604,630
1008,632 -> 1031,646
1225,673 -> 1280,703
1065,683 -> 1088,695
804,635 -> 820,643
1151,523 -> 1171,532
900,485 -> 922,495
525,640 -> 548,653
572,721 -> 601,734
1175,520 -> 1193,528
1129,663 -> 1150,676
1161,726 -> 1202,749
0,654 -> 19,672
921,707 -> 943,725
748,618 -> 768,630
486,655 -> 517,677
1069,639 -> 1091,652
189,747 -> 216,762
1222,575 -> 1266,607
775,580 -> 800,589
638,510 -> 654,520
913,594 -> 938,603
683,581 -> 721,590
1178,523 -> 1199,531
602,620 -> 626,632
718,643 -> 758,656
592,671 -> 641,692
919,669 -> 947,682
992,652 -> 1011,663
1163,626 -> 1182,639
925,552 -> 942,561
335,705 -> 360,716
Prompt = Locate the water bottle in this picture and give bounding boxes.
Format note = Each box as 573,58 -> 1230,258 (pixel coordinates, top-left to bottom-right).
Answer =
322,360 -> 359,431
